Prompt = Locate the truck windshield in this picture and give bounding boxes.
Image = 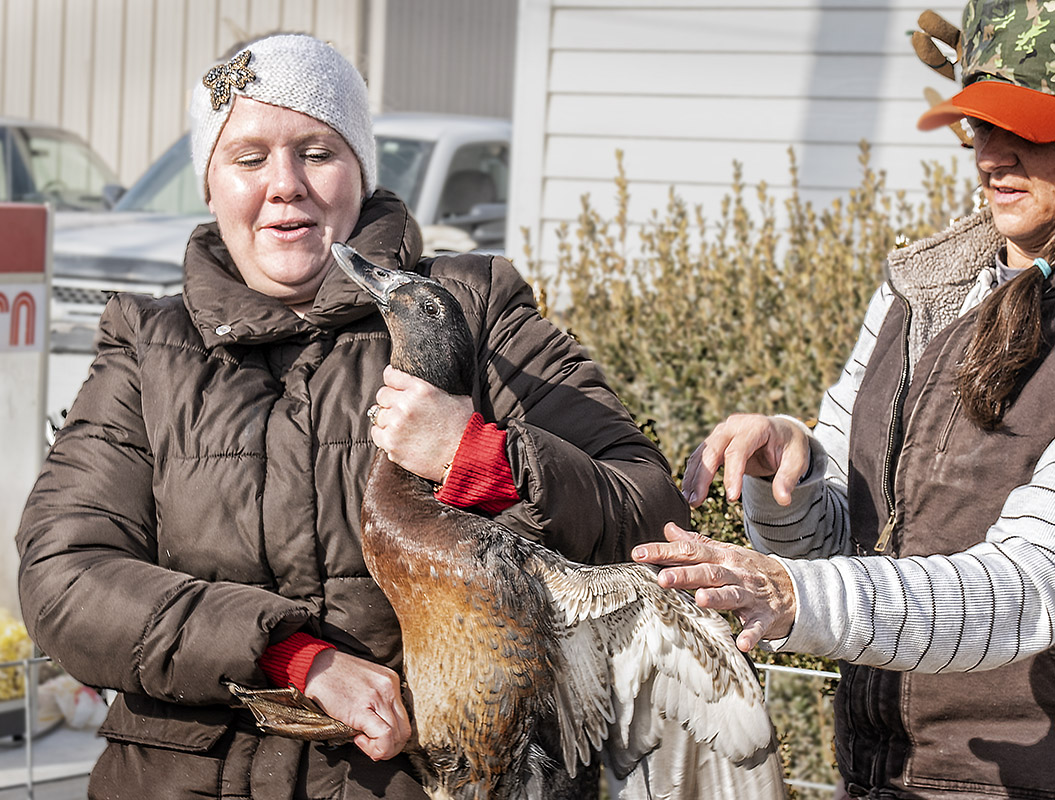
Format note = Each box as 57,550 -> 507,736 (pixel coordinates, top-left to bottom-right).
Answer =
115,135 -> 208,215
0,126 -> 119,211
376,136 -> 434,213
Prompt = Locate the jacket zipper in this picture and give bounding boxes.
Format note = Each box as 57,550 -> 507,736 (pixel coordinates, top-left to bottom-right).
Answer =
875,288 -> 912,555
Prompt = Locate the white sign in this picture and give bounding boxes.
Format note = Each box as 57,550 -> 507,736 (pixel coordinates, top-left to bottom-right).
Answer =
0,203 -> 50,620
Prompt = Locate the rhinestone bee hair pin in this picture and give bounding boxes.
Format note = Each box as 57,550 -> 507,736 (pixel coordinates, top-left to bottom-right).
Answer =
202,49 -> 256,111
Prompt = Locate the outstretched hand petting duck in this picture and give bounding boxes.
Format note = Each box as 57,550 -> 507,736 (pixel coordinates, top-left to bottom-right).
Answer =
632,413 -> 802,653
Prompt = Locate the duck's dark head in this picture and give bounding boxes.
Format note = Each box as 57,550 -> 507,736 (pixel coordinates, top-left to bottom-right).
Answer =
332,243 -> 475,396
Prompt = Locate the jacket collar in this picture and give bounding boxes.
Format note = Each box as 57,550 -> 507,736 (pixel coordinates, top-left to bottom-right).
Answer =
886,207 -> 1004,367
183,189 -> 424,348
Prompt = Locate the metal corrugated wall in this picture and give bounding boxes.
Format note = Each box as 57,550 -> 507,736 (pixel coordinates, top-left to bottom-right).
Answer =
0,0 -> 369,184
0,0 -> 513,188
380,0 -> 516,117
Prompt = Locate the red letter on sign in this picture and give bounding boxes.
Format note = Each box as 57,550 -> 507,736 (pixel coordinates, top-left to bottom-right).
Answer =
10,291 -> 34,346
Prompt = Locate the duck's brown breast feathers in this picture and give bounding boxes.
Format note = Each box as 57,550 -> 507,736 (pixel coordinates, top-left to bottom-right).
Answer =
360,457 -> 560,787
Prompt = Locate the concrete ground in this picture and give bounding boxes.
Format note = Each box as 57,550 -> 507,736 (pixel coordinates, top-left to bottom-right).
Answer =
0,726 -> 102,800
0,774 -> 89,799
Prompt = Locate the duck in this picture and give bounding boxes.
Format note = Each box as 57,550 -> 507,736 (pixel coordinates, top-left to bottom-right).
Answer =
335,242 -> 790,800
233,243 -> 787,800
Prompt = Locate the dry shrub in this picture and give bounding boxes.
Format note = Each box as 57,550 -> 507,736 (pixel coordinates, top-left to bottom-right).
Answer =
524,143 -> 975,469
523,143 -> 977,794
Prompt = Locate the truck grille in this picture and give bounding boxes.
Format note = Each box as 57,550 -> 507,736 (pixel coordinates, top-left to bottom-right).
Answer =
52,285 -> 118,306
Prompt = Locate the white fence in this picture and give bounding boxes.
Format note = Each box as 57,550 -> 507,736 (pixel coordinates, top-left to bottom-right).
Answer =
759,661 -> 840,796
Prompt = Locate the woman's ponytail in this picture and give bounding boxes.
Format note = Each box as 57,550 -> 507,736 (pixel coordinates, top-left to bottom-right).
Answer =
957,256 -> 1051,429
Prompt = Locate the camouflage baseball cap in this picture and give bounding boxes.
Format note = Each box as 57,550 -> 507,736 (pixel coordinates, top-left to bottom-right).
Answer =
918,0 -> 1055,142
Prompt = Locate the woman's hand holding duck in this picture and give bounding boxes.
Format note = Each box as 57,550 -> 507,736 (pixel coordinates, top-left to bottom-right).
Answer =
303,649 -> 412,762
370,365 -> 474,484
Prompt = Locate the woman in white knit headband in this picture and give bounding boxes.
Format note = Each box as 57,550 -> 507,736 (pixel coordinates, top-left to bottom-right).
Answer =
17,32 -> 688,798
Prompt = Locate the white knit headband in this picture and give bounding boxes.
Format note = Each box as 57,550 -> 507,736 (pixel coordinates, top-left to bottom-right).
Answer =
189,34 -> 376,198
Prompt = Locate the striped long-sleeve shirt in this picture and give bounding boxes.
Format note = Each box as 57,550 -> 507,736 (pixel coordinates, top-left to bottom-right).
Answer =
745,280 -> 1055,672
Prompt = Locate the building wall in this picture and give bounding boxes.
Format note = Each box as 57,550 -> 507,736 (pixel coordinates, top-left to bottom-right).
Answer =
508,0 -> 976,273
380,0 -> 517,117
0,0 -> 513,188
0,0 -> 369,185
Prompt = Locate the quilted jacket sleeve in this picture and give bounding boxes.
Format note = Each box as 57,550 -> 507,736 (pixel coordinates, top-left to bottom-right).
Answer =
16,297 -> 310,705
441,255 -> 690,564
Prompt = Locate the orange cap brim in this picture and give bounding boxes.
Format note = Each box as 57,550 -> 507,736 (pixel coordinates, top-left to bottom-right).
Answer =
918,81 -> 1055,143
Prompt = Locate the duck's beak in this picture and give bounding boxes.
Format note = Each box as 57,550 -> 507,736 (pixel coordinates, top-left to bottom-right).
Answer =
331,242 -> 413,307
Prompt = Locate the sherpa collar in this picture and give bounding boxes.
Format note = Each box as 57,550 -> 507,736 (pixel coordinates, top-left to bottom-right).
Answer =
886,207 -> 1003,366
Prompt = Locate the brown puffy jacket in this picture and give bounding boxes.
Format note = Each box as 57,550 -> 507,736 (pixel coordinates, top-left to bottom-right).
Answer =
17,191 -> 688,799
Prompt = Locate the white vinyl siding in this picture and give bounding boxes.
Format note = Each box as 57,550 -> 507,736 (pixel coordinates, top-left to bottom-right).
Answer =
508,0 -> 977,275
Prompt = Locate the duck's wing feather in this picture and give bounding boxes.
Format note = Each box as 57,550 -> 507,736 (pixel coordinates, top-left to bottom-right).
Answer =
530,551 -> 786,800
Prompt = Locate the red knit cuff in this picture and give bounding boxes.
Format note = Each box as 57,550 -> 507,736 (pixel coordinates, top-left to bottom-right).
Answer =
435,412 -> 520,514
259,632 -> 335,691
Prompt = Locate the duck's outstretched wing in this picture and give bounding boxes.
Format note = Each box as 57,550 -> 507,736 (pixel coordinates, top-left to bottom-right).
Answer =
530,551 -> 786,800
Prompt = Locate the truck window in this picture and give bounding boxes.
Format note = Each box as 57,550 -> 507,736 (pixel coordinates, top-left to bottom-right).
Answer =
437,142 -> 509,220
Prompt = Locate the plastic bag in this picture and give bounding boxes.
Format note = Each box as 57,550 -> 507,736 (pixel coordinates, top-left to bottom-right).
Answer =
38,674 -> 108,730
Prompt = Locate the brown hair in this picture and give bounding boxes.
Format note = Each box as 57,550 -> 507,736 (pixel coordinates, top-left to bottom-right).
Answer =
957,255 -> 1052,429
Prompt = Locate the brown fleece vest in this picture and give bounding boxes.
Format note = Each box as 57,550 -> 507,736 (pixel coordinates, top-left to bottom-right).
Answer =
841,288 -> 1055,799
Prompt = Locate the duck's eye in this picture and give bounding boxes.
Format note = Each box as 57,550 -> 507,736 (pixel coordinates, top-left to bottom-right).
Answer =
422,300 -> 440,317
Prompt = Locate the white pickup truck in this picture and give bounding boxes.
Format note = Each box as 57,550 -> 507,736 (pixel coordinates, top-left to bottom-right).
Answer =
50,113 -> 511,355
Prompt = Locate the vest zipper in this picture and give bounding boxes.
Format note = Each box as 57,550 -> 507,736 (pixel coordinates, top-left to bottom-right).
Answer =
875,511 -> 896,554
867,289 -> 912,793
865,667 -> 886,791
875,289 -> 912,555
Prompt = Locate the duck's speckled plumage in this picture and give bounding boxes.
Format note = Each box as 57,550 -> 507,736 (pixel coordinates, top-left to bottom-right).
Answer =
336,243 -> 787,800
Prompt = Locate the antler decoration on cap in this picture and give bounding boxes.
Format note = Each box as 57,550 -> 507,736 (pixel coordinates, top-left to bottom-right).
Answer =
911,10 -> 962,80
910,9 -> 971,147
202,49 -> 256,111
